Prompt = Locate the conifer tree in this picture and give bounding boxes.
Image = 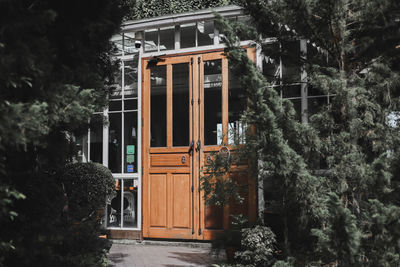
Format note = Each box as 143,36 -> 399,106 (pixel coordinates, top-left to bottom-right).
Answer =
215,0 -> 400,265
0,0 -> 125,266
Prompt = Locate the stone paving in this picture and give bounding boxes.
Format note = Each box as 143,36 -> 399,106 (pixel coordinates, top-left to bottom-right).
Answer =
108,240 -> 225,267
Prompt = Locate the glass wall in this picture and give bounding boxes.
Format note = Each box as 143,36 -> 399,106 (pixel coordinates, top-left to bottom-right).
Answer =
261,40 -> 332,123
103,178 -> 138,228
143,20 -> 219,52
83,33 -> 141,229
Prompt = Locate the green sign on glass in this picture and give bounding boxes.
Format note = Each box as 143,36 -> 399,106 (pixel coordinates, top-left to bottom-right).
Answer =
126,145 -> 135,155
126,154 -> 135,163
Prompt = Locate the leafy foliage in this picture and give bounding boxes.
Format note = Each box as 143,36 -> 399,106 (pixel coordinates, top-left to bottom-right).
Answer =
61,162 -> 115,222
206,0 -> 400,265
235,225 -> 277,267
0,0 -> 125,266
123,0 -> 240,20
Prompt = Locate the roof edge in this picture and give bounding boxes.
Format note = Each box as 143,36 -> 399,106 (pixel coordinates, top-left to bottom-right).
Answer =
121,5 -> 244,32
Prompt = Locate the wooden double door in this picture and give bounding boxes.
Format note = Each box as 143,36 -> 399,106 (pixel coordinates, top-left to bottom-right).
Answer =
142,50 -> 256,240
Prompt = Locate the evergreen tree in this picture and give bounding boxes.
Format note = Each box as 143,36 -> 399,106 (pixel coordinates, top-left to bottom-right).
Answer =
0,0 -> 125,266
123,0 -> 241,20
213,0 -> 400,265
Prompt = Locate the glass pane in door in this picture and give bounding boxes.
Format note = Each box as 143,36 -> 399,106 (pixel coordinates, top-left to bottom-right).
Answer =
228,70 -> 246,144
150,65 -> 167,147
204,60 -> 222,145
173,63 -> 189,146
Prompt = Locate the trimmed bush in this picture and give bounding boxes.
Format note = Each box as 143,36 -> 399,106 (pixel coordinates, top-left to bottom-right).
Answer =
235,225 -> 277,267
60,162 -> 115,222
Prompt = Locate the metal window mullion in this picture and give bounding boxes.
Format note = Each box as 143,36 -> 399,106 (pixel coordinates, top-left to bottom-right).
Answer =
137,48 -> 142,230
195,23 -> 198,47
122,33 -> 125,57
121,112 -> 125,174
122,59 -> 125,174
121,179 -> 124,227
103,107 -> 109,167
87,127 -> 91,162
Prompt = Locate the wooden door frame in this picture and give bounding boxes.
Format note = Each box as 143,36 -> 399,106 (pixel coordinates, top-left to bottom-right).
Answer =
142,48 -> 257,240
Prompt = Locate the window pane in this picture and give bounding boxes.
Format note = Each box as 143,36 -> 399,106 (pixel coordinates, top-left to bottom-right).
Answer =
151,65 -> 167,147
282,41 -> 301,84
288,98 -> 301,122
308,84 -> 327,96
204,60 -> 222,145
197,21 -> 214,46
228,70 -> 246,144
109,113 -> 122,173
181,23 -> 196,48
145,29 -> 158,52
124,112 -> 138,173
262,51 -> 280,85
122,179 -> 138,228
124,58 -> 138,98
159,27 -> 174,51
110,63 -> 122,99
76,135 -> 87,163
282,85 -> 301,98
111,34 -> 123,56
106,179 -> 122,227
173,63 -> 189,146
124,100 -> 137,111
123,33 -> 137,55
89,114 -> 103,164
109,100 -> 122,111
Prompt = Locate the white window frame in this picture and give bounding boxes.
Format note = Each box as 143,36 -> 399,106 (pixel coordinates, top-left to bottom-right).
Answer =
85,33 -> 142,231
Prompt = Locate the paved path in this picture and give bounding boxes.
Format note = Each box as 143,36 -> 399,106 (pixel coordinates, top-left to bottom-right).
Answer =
108,240 -> 225,267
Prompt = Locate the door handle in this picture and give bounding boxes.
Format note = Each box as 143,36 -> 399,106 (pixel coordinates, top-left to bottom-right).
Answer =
188,141 -> 194,154
196,140 -> 201,152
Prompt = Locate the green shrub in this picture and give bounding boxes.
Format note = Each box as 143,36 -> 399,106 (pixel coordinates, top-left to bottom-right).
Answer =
234,225 -> 277,267
60,162 -> 115,222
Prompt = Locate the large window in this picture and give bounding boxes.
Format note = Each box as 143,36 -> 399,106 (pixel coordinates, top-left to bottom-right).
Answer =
144,21 -> 216,52
108,57 -> 139,174
81,35 -> 141,229
261,40 -> 332,123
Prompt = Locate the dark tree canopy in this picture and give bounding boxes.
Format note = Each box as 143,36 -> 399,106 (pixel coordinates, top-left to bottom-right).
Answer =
204,0 -> 400,266
123,0 -> 240,20
0,0 -> 125,266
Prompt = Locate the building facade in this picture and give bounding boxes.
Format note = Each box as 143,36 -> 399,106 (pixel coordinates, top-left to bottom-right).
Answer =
79,5 -> 326,240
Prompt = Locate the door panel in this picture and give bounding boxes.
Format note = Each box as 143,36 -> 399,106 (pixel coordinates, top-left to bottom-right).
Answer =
143,50 -> 257,240
172,174 -> 191,228
150,153 -> 190,167
149,174 -> 167,227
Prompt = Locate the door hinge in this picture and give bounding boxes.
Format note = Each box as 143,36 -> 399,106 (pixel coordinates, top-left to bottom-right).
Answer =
191,98 -> 194,105
198,228 -> 202,235
191,185 -> 194,192
197,57 -> 201,64
191,58 -> 194,64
